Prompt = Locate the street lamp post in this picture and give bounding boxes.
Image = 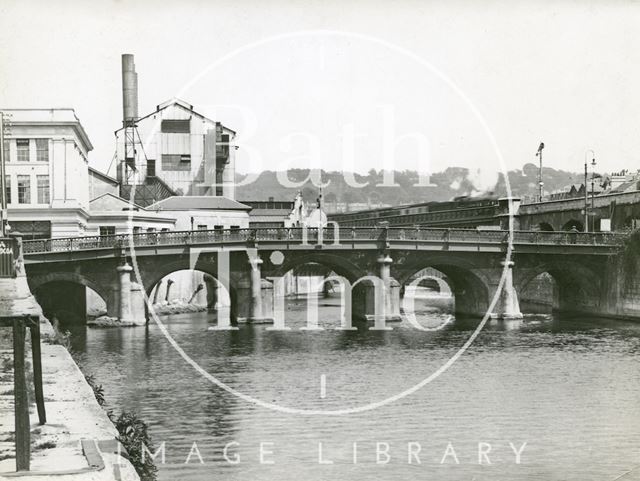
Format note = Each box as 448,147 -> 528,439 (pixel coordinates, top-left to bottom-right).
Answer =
591,156 -> 597,232
584,149 -> 595,233
536,142 -> 545,202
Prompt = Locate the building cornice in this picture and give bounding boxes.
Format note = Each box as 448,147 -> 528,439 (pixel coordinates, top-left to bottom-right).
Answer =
8,206 -> 91,220
9,121 -> 93,152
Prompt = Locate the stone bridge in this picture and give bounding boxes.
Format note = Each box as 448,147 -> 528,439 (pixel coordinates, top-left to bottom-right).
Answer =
20,227 -> 632,325
518,190 -> 640,232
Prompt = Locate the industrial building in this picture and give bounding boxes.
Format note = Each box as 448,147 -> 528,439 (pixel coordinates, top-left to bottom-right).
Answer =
114,55 -> 236,207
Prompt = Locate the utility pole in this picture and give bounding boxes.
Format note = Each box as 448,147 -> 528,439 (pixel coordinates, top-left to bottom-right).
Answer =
584,149 -> 595,233
0,112 -> 7,237
536,142 -> 545,201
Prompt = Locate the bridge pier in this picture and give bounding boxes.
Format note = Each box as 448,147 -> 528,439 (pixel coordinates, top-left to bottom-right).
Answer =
491,260 -> 523,320
237,256 -> 274,324
116,263 -> 146,325
204,276 -> 218,308
117,263 -> 133,324
379,254 -> 402,322
107,286 -> 119,318
353,254 -> 402,325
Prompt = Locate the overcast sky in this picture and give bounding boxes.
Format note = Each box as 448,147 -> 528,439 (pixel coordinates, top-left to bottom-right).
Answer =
1,0 -> 639,187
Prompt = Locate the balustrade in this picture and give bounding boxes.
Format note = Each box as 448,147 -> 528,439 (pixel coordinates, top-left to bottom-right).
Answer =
21,227 -> 626,254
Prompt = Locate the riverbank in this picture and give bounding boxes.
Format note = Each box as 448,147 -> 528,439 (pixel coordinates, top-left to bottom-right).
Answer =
0,311 -> 140,480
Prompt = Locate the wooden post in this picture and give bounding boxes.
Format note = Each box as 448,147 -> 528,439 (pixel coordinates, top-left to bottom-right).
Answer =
13,319 -> 30,471
29,318 -> 46,424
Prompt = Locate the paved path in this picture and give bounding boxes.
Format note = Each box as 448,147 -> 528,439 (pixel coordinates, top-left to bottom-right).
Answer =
0,314 -> 140,480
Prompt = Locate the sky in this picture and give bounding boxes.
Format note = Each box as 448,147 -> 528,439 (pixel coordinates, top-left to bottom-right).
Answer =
1,0 -> 639,188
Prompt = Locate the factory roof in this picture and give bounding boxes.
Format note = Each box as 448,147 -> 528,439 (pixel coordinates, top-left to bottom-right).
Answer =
114,98 -> 236,134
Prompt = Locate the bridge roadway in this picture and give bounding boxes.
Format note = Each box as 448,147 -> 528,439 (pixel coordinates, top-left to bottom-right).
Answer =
19,227 -> 631,325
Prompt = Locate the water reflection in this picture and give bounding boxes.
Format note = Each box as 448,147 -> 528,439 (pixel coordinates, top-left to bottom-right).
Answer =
63,295 -> 640,481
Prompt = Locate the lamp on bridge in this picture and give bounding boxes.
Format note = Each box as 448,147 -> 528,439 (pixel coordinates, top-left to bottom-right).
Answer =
584,149 -> 595,233
536,142 -> 545,202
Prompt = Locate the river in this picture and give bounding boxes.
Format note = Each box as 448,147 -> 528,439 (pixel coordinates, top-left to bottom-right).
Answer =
63,295 -> 640,481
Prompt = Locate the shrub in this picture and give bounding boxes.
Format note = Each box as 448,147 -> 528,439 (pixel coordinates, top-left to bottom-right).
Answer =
84,374 -> 105,407
109,411 -> 158,481
43,319 -> 72,349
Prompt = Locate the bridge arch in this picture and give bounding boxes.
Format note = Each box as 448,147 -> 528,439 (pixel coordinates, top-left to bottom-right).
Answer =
516,261 -> 601,314
268,252 -> 366,283
29,271 -> 110,300
397,256 -> 492,317
538,222 -> 554,232
561,219 -> 584,232
142,263 -> 239,321
29,272 -> 111,323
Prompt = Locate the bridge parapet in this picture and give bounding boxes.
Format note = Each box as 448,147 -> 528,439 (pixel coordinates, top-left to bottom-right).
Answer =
22,227 -> 627,255
520,189 -> 640,213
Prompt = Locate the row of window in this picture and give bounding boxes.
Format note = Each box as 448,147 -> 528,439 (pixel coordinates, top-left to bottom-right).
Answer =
99,226 -> 174,236
3,139 -> 49,162
97,225 -> 242,236
4,175 -> 49,205
194,225 -> 240,231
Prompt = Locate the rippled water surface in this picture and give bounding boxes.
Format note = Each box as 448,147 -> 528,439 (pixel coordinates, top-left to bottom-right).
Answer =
66,297 -> 640,481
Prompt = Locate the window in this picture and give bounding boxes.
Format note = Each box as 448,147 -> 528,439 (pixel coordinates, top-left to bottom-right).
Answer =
161,154 -> 191,171
161,228 -> 170,232
146,159 -> 156,178
2,140 -> 8,163
4,177 -> 10,204
16,139 -> 30,162
17,175 -> 30,204
35,139 -> 48,162
230,225 -> 240,230
36,175 -> 49,204
161,119 -> 190,133
217,134 -> 230,160
147,227 -> 156,233
133,226 -> 142,234
214,225 -> 223,231
197,224 -> 207,230
10,220 -> 51,240
99,226 -> 116,236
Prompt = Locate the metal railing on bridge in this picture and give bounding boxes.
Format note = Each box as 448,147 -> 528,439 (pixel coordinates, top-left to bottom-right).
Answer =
21,227 -> 627,255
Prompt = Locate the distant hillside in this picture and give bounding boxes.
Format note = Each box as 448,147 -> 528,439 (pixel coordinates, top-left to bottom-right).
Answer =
235,164 -> 583,208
